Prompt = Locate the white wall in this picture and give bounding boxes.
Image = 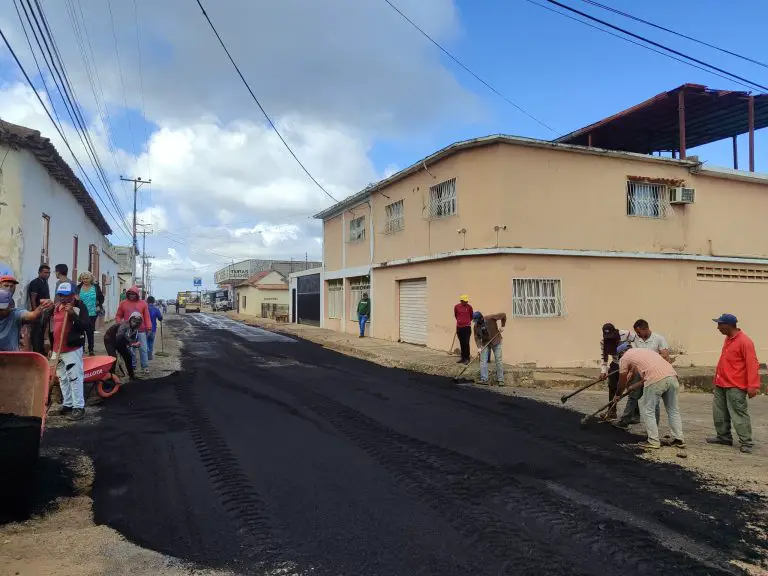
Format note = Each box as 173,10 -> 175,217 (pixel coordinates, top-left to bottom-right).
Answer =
9,148 -> 120,320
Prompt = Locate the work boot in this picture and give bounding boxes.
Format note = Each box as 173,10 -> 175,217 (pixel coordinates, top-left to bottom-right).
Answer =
68,408 -> 85,421
740,445 -> 753,454
638,440 -> 661,450
706,437 -> 733,446
611,419 -> 630,430
55,406 -> 73,416
662,438 -> 687,448
456,358 -> 465,364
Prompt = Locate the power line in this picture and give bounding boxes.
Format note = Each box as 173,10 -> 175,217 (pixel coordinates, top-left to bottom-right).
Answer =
0,25 -> 133,242
22,0 -> 132,238
538,0 -> 768,93
192,0 -> 340,203
521,0 -> 766,93
107,0 -> 139,159
577,0 -> 768,70
381,0 -> 557,133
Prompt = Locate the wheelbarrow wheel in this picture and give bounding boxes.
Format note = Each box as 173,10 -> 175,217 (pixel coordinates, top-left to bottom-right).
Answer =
97,376 -> 121,399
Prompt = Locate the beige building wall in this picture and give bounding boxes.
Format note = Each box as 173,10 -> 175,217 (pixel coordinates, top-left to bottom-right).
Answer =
236,271 -> 289,317
324,215 -> 343,272
373,254 -> 768,368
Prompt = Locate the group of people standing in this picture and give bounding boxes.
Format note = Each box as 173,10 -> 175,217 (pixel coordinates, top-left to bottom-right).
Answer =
600,315 -> 759,453
0,264 -> 163,420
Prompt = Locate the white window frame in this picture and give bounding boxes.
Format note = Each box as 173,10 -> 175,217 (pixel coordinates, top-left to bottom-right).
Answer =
512,278 -> 564,318
349,276 -> 370,321
626,181 -> 669,219
427,178 -> 456,220
327,280 -> 343,319
349,216 -> 366,242
384,200 -> 404,234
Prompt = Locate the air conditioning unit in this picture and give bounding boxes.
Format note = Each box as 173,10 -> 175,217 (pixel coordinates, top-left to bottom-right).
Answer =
669,187 -> 695,204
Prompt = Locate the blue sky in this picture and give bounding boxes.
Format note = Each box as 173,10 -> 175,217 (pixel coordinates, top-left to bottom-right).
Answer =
2,0 -> 767,297
369,0 -> 768,173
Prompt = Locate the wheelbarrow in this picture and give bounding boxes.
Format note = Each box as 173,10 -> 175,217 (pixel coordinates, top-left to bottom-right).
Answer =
0,351 -> 50,518
83,355 -> 123,399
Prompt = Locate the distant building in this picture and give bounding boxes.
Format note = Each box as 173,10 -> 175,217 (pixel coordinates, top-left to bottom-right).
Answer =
315,85 -> 768,368
234,270 -> 289,319
0,120 -> 120,319
215,258 -> 321,303
111,245 -> 137,294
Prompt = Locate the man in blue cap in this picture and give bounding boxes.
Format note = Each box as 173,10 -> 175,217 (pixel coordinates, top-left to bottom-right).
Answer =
473,310 -> 507,386
708,314 -> 759,454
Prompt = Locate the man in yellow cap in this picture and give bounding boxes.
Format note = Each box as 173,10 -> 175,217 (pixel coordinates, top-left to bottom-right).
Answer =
454,295 -> 474,364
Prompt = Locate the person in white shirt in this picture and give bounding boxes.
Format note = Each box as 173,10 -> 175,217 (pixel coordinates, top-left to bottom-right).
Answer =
614,319 -> 670,428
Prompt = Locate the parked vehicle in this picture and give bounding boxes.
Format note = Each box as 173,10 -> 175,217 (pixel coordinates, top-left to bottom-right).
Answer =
213,300 -> 231,311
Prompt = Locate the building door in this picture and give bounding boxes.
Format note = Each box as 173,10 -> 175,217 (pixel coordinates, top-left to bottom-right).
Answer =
398,278 -> 427,345
291,288 -> 297,323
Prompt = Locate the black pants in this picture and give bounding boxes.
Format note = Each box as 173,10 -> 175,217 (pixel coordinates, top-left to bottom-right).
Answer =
457,326 -> 472,361
607,361 -> 620,415
105,338 -> 135,379
30,318 -> 47,355
84,315 -> 97,353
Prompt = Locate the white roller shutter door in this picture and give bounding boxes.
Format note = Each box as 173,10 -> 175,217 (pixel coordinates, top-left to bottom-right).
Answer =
399,279 -> 427,345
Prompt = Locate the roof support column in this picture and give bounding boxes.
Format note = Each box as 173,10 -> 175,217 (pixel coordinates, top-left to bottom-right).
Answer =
678,89 -> 686,159
587,133 -> 592,147
748,95 -> 755,172
732,135 -> 738,170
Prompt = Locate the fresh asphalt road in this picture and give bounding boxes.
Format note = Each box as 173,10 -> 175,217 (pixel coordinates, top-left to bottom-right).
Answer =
48,314 -> 765,575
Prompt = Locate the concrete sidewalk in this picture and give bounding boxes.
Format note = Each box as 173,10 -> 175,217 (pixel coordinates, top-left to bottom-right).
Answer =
225,313 -> 759,392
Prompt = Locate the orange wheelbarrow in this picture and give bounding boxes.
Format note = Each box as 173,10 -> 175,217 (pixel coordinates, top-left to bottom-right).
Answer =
83,355 -> 123,399
0,351 -> 50,518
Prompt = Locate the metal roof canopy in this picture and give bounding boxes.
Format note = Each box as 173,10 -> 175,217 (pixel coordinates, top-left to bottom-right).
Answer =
555,84 -> 768,168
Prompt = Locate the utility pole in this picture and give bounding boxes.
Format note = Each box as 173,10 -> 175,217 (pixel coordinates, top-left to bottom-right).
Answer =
137,225 -> 153,298
120,176 -> 151,279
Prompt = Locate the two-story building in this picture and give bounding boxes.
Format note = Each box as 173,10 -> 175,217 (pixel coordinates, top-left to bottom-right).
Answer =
316,85 -> 768,368
0,120 -> 121,319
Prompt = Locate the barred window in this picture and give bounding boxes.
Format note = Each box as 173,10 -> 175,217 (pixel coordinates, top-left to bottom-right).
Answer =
427,178 -> 456,219
327,280 -> 343,319
349,276 -> 370,321
385,200 -> 404,234
627,181 -> 669,218
349,216 -> 366,242
512,278 -> 563,317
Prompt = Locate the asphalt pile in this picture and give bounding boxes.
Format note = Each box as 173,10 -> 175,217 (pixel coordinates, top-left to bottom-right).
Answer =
43,316 -> 768,575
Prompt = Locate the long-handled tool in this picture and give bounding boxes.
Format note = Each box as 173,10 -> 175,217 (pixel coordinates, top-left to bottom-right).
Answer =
579,389 -> 631,429
448,332 -> 457,355
155,321 -> 169,357
560,370 -> 618,404
46,308 -> 68,411
453,331 -> 502,384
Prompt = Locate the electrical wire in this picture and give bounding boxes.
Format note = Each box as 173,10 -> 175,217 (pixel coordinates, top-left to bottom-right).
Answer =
20,0 -> 129,228
381,0 -> 557,133
577,0 -> 768,70
521,0 -> 767,94
539,0 -> 768,93
193,0 -> 340,204
107,0 -> 139,160
0,26 -> 134,242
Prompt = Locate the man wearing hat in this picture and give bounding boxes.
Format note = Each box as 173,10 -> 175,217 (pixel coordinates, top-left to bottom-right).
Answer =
454,295 -> 474,364
0,275 -> 53,351
51,282 -> 91,420
708,314 -> 760,454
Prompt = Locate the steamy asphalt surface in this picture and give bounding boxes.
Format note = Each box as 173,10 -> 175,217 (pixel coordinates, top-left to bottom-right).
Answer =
47,314 -> 766,575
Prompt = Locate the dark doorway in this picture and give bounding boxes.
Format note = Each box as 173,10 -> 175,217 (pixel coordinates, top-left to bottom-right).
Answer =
296,273 -> 320,326
292,288 -> 297,323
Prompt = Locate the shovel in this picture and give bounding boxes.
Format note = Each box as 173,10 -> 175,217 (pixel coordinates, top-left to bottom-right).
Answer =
155,321 -> 169,357
560,370 -> 618,404
453,331 -> 502,384
579,389 -> 631,429
46,307 -> 69,410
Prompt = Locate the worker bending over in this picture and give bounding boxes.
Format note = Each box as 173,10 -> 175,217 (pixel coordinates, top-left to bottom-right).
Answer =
473,311 -> 507,386
599,323 -> 635,420
615,343 -> 685,451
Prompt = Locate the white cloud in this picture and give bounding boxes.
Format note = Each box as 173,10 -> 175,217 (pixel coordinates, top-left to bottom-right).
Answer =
0,0 -> 477,295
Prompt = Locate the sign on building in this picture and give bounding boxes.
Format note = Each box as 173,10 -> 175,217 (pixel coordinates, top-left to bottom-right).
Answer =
193,277 -> 202,287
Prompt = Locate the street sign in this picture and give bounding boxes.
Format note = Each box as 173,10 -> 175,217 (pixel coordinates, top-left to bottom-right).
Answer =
193,277 -> 202,287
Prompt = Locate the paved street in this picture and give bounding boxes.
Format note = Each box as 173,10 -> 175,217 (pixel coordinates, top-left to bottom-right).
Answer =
47,314 -> 767,575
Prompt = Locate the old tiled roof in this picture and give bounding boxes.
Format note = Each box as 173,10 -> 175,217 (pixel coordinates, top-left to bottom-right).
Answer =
0,120 -> 112,235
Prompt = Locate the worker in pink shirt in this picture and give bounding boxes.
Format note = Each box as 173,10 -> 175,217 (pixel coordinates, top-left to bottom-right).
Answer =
115,286 -> 152,375
615,343 -> 685,451
707,314 -> 760,454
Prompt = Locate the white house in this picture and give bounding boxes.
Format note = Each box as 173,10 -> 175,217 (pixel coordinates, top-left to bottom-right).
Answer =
0,120 -> 121,319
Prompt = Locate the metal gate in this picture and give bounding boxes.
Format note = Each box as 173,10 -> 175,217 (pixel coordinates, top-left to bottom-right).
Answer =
398,278 -> 427,345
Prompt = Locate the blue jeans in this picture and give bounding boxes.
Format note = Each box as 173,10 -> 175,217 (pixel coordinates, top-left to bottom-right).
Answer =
147,331 -> 156,360
480,343 -> 504,384
358,315 -> 368,336
641,376 -> 684,446
131,332 -> 149,369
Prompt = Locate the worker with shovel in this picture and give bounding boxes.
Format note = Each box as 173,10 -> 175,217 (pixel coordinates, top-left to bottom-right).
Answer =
473,311 -> 506,386
598,323 -> 635,420
614,343 -> 685,451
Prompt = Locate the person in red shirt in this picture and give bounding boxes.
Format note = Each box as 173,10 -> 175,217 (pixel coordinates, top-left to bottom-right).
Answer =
52,282 -> 91,420
115,285 -> 152,375
453,295 -> 473,364
707,314 -> 760,454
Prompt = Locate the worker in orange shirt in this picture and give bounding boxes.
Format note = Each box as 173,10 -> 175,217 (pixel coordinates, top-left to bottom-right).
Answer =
707,314 -> 760,454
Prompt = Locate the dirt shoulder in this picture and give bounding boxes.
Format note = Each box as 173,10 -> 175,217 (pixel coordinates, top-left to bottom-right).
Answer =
0,318 -> 230,576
